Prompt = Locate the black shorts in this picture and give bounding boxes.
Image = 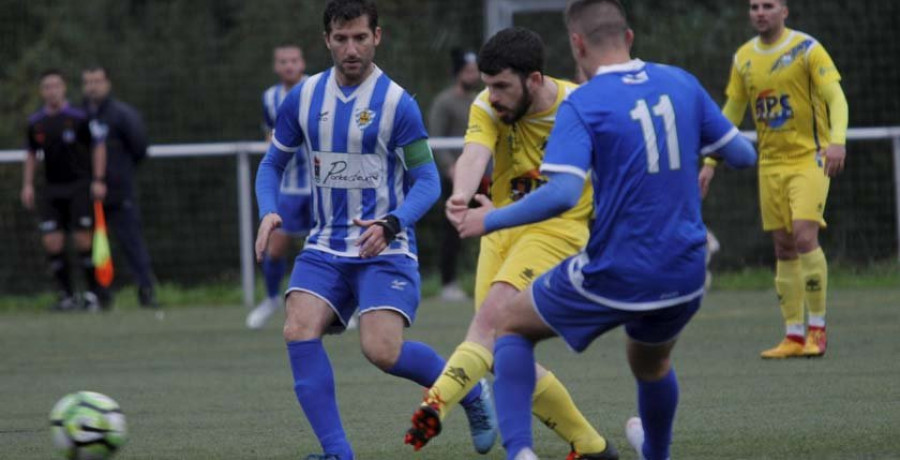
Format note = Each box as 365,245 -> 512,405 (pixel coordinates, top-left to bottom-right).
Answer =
39,181 -> 92,233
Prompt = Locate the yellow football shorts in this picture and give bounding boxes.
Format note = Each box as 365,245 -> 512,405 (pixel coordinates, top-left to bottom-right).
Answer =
758,157 -> 830,233
473,218 -> 588,309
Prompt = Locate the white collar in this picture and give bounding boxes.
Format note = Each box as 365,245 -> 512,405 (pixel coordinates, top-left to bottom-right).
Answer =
328,64 -> 384,103
594,59 -> 645,76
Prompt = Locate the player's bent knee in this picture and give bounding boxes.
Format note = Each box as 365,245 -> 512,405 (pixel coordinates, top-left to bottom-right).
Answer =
627,339 -> 675,381
361,336 -> 402,371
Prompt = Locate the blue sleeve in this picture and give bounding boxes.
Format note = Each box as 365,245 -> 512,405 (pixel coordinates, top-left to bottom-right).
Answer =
391,93 -> 429,149
484,172 -> 584,232
257,87 -> 304,218
389,161 -> 440,228
541,100 -> 593,177
262,92 -> 274,130
271,86 -> 304,151
255,144 -> 293,218
695,77 -> 741,156
714,134 -> 757,169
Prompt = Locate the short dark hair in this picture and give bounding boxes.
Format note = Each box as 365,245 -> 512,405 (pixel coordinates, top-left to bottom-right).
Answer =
39,68 -> 64,82
82,65 -> 110,79
477,27 -> 544,78
274,43 -> 303,53
564,0 -> 629,46
323,0 -> 378,35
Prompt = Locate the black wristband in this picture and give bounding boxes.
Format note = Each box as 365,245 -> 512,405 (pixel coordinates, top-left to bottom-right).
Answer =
374,215 -> 402,242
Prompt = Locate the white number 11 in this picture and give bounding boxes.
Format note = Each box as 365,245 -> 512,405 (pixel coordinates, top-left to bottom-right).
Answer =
629,95 -> 680,173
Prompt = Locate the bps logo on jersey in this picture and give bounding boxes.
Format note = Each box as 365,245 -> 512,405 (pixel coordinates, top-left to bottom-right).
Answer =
354,108 -> 376,130
755,89 -> 794,128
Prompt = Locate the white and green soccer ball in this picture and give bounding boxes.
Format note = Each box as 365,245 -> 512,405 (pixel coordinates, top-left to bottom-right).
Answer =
49,391 -> 127,460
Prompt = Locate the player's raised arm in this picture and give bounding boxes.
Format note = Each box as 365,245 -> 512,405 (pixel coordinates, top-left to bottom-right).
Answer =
696,79 -> 756,170
445,95 -> 496,224
456,100 -> 591,238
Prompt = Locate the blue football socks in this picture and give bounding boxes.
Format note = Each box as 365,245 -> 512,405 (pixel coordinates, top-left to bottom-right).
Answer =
637,368 -> 679,460
262,255 -> 287,299
287,339 -> 352,459
493,335 -> 536,460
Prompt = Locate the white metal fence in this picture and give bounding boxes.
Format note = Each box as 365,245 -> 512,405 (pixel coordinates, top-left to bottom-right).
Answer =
2,128 -> 899,306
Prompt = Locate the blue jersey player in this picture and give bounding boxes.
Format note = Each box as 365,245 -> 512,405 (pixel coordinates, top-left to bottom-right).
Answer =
452,2 -> 757,459
247,44 -> 313,329
254,1 -> 495,459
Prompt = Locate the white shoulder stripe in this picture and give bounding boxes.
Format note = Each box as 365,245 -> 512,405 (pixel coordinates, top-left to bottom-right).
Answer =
473,98 -> 497,122
540,163 -> 588,179
700,127 -> 740,155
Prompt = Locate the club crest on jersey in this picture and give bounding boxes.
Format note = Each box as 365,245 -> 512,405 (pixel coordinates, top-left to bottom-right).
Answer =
354,108 -> 376,130
755,89 -> 794,128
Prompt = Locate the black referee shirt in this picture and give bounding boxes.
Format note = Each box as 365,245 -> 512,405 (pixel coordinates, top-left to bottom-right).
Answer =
26,105 -> 95,184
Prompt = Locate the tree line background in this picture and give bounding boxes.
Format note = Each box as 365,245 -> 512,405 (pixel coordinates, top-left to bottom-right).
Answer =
0,0 -> 897,293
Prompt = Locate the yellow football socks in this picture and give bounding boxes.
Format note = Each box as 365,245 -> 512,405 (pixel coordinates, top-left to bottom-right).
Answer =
775,259 -> 805,336
532,372 -> 607,454
427,341 -> 493,418
800,247 -> 828,321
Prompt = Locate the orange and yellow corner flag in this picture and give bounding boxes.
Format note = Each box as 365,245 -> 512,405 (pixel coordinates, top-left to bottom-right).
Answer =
92,200 -> 114,288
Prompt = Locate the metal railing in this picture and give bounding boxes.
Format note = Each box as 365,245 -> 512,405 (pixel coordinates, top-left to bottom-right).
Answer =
3,127 -> 899,306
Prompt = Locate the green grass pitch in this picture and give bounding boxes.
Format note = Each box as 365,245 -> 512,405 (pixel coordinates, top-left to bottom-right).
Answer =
2,288 -> 899,459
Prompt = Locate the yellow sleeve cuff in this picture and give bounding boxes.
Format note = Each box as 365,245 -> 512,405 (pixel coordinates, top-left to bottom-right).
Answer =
703,157 -> 720,167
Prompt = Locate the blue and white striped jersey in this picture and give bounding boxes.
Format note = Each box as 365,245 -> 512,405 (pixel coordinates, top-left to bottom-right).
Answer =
269,66 -> 429,259
263,78 -> 310,196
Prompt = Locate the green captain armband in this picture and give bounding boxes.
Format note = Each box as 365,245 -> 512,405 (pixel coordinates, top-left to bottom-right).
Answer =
402,139 -> 435,169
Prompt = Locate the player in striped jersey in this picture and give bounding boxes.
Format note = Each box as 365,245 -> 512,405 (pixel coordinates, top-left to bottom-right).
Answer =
254,2 -> 495,459
246,44 -> 313,329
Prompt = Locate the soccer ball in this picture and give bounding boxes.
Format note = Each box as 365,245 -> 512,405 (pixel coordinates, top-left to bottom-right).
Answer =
49,391 -> 127,459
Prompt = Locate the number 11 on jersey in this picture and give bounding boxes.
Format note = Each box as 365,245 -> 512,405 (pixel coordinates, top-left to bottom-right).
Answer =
630,95 -> 680,173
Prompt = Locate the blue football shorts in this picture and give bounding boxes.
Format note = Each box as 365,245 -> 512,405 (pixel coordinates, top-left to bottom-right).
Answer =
286,249 -> 421,332
530,255 -> 702,352
277,193 -> 313,236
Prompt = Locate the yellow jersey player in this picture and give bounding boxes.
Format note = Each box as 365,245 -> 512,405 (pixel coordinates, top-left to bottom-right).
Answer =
405,28 -> 617,459
700,0 -> 848,359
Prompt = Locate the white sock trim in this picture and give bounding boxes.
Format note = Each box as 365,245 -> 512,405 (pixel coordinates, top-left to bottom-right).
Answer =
786,323 -> 805,337
808,315 -> 826,328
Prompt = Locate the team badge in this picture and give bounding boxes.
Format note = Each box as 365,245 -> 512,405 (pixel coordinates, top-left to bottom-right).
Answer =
355,108 -> 376,130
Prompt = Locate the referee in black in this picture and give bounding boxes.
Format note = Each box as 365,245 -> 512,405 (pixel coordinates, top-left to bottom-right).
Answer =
82,66 -> 158,308
21,69 -> 107,311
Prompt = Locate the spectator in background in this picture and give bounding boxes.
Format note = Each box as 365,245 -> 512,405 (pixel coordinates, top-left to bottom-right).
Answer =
428,48 -> 481,301
246,44 -> 312,330
21,69 -> 107,311
82,66 -> 159,308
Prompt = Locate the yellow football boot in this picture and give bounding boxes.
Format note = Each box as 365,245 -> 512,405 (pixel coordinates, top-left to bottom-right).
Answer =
760,338 -> 805,359
802,328 -> 827,357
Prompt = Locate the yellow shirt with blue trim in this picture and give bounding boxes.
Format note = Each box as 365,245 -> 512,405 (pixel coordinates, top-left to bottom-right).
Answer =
726,28 -> 841,168
464,77 -> 592,224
